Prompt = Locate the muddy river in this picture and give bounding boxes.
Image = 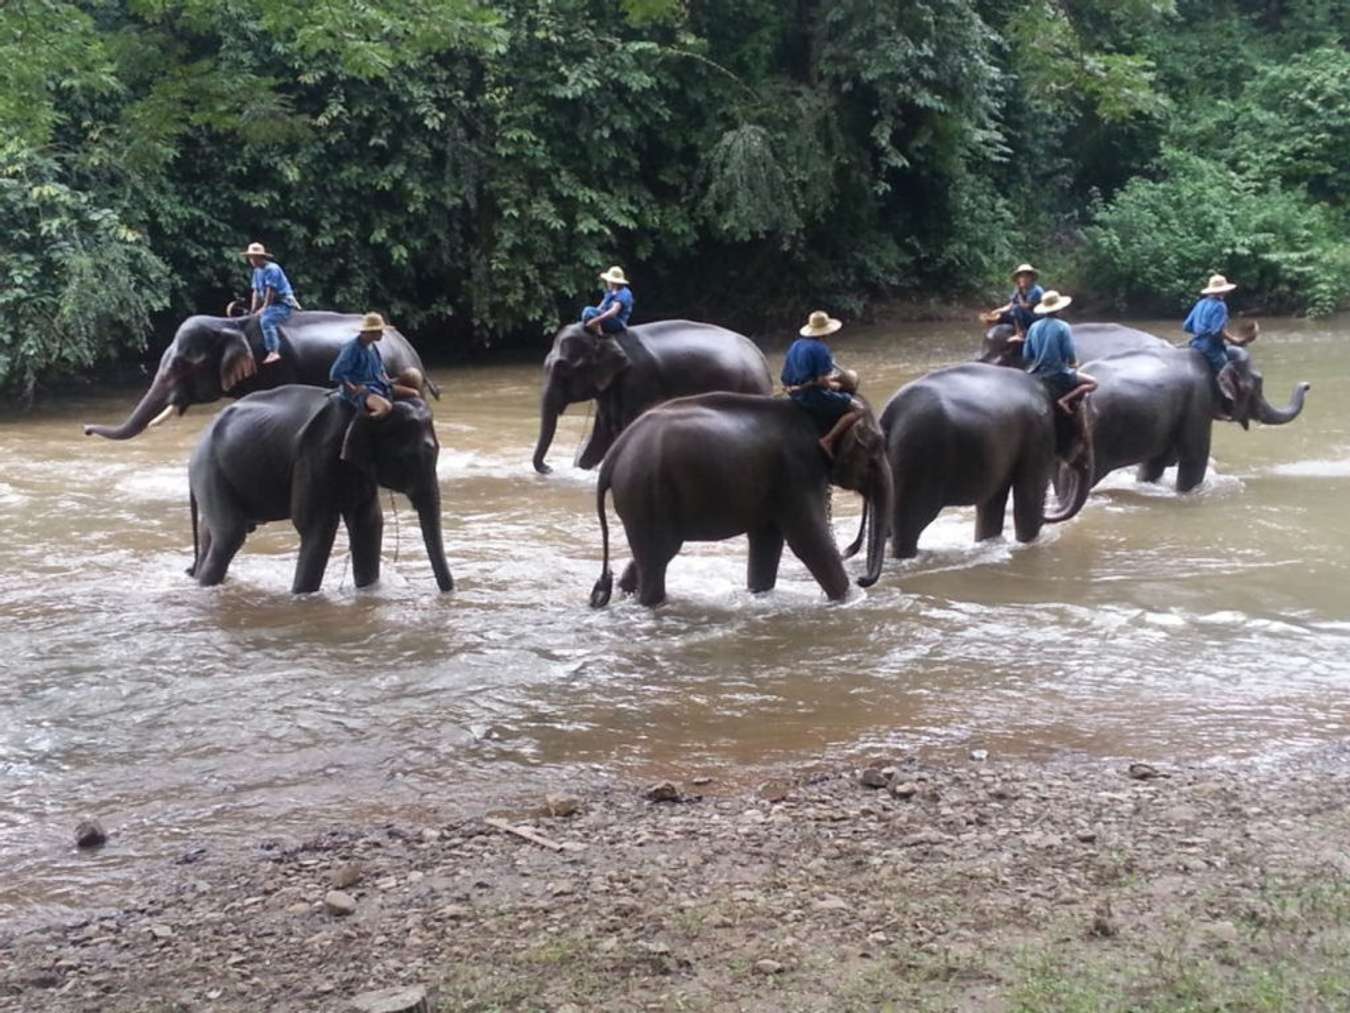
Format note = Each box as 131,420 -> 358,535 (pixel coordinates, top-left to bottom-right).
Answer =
1,317 -> 1347,921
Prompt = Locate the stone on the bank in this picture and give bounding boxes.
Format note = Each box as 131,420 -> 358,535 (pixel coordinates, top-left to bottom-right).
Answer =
148,923 -> 173,940
545,794 -> 581,817
349,984 -> 430,1013
755,959 -> 785,975
888,782 -> 918,800
324,890 -> 357,917
75,819 -> 107,849
969,749 -> 989,762
1127,762 -> 1161,780
332,864 -> 364,889
859,768 -> 890,789
644,782 -> 681,803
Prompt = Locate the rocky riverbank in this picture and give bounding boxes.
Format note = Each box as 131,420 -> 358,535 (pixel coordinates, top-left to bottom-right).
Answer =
4,748 -> 1348,1012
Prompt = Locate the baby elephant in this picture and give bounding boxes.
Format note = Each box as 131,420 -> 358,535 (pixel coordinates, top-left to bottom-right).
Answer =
590,392 -> 892,607
187,385 -> 452,593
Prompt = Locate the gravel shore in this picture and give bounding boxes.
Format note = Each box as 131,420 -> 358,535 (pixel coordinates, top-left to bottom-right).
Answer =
4,748 -> 1348,1011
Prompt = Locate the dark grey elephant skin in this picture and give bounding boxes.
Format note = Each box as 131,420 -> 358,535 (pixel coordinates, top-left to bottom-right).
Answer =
878,364 -> 1093,559
85,311 -> 437,440
589,393 -> 892,607
1080,347 -> 1310,492
187,386 -> 453,594
979,321 -> 1169,367
532,320 -> 772,473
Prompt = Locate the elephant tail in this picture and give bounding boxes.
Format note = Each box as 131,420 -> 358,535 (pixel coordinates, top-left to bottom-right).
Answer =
589,471 -> 614,608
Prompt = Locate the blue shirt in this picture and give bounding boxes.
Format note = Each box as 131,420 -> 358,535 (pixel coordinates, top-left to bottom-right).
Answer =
1023,316 -> 1076,378
252,262 -> 295,302
599,286 -> 634,328
1010,284 -> 1044,331
329,337 -> 390,400
1183,295 -> 1229,354
1183,296 -> 1228,339
781,338 -> 835,388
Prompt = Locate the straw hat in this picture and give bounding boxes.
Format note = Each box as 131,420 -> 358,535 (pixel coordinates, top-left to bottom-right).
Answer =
1010,263 -> 1039,281
799,310 -> 843,337
240,241 -> 274,259
599,266 -> 630,286
1034,290 -> 1072,315
1201,274 -> 1237,295
358,312 -> 390,335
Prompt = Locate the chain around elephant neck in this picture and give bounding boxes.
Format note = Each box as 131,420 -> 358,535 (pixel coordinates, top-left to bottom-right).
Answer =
388,489 -> 400,564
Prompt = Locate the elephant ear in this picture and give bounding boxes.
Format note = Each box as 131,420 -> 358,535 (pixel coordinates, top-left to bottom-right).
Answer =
591,337 -> 631,392
339,413 -> 381,479
219,328 -> 257,393
829,408 -> 883,493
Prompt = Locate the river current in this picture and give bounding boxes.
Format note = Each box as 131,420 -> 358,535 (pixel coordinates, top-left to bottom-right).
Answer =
1,317 -> 1347,921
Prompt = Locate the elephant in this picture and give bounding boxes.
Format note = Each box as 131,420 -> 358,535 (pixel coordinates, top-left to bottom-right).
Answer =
978,320 -> 1169,367
877,363 -> 1093,559
84,311 -> 437,440
187,386 -> 453,594
589,392 -> 892,607
1076,347 -> 1310,492
532,320 -> 773,474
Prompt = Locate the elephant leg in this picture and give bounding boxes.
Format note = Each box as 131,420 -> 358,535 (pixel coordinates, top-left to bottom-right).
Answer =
292,511 -> 340,594
1136,452 -> 1173,484
194,522 -> 246,587
1011,470 -> 1048,543
618,560 -> 639,595
975,479 -> 1013,542
746,524 -> 785,594
1175,424 -> 1212,493
891,480 -> 941,560
634,540 -> 679,608
345,495 -> 384,588
783,513 -> 849,601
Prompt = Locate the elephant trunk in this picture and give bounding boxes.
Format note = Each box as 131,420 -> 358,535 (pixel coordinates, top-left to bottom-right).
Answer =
857,463 -> 892,588
412,485 -> 454,593
1044,450 -> 1092,524
1254,380 -> 1310,426
83,370 -> 174,440
532,378 -> 566,474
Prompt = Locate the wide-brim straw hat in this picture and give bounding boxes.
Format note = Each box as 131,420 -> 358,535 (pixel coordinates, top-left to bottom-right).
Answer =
358,312 -> 390,335
240,241 -> 274,259
1034,290 -> 1072,314
1202,274 -> 1237,295
799,310 -> 843,337
1010,263 -> 1039,280
599,266 -> 630,286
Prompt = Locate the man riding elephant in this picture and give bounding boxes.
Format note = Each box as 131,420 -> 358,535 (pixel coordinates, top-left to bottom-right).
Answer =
984,263 -> 1044,336
581,266 -> 635,336
242,242 -> 301,367
1183,273 -> 1257,414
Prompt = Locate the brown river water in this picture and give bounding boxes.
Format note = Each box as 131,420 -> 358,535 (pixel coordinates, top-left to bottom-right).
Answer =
1,317 -> 1347,921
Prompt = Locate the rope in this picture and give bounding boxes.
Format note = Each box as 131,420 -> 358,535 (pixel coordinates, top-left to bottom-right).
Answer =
572,400 -> 595,467
388,488 -> 401,564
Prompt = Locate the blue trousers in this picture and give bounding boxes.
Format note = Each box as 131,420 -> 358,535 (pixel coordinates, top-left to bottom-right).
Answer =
259,303 -> 293,353
581,306 -> 625,334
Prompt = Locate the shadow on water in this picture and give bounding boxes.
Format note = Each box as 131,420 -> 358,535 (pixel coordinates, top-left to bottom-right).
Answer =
1,315 -> 1348,919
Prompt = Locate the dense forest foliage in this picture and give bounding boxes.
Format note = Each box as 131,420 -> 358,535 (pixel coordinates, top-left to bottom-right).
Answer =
2,0 -> 1349,394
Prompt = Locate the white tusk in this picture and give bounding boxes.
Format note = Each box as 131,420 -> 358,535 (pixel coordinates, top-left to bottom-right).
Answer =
147,404 -> 177,428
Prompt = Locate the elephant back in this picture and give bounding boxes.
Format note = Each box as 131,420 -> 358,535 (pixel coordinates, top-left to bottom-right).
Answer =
626,320 -> 773,398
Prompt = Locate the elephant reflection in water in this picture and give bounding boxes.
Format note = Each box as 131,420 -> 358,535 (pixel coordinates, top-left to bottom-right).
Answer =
187,385 -> 453,594
590,392 -> 892,607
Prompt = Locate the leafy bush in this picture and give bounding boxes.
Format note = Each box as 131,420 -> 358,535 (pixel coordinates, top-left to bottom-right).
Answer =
1083,148 -> 1350,315
0,145 -> 170,398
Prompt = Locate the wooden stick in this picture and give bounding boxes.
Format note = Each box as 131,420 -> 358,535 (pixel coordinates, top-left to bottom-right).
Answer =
484,817 -> 566,851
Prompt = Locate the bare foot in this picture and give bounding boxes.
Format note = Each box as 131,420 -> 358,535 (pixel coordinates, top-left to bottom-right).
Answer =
818,437 -> 835,460
262,352 -> 281,365
1057,397 -> 1075,414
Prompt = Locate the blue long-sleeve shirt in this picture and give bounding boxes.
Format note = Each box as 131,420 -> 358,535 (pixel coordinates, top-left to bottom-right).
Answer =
1023,317 -> 1076,378
781,338 -> 834,387
1183,296 -> 1232,372
329,337 -> 391,403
